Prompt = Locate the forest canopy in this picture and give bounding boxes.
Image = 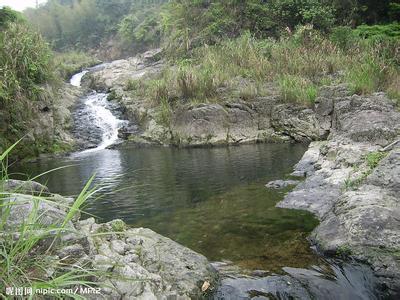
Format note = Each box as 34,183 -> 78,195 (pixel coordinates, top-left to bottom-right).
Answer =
24,0 -> 400,54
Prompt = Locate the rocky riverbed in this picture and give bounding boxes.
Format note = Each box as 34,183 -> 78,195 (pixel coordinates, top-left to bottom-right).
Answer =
2,180 -> 218,299
7,49 -> 398,298
274,89 -> 400,297
75,50 -> 400,297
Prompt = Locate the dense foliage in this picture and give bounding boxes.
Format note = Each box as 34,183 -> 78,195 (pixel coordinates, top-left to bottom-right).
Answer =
0,7 -> 68,157
24,0 -> 400,58
25,0 -> 167,52
161,0 -> 400,55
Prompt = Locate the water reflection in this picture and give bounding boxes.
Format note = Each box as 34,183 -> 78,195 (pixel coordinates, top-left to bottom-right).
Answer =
13,143 -> 321,271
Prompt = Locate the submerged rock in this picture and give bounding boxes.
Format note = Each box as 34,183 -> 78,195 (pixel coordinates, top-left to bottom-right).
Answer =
214,259 -> 379,300
265,179 -> 300,189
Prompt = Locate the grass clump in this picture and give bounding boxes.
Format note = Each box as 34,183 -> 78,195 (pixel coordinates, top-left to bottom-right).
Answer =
365,151 -> 387,169
128,27 -> 399,113
278,75 -> 318,104
344,150 -> 388,190
0,142 -> 102,298
54,51 -> 100,80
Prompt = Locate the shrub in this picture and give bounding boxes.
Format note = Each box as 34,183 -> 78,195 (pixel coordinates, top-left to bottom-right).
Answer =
330,26 -> 357,50
354,23 -> 400,40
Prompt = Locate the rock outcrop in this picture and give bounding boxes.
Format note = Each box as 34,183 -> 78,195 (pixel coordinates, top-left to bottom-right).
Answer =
84,50 -> 329,147
78,218 -> 217,299
276,89 -> 400,297
1,181 -> 218,299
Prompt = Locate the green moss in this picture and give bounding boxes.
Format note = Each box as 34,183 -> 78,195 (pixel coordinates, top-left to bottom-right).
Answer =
365,151 -> 387,169
344,151 -> 388,190
336,244 -> 352,257
110,219 -> 127,232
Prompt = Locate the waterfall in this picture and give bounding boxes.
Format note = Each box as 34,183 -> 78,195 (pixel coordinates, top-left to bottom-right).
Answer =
70,69 -> 127,153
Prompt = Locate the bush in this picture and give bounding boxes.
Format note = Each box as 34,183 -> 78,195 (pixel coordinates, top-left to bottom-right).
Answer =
54,51 -> 100,79
354,23 -> 400,40
0,9 -> 67,157
330,26 -> 357,50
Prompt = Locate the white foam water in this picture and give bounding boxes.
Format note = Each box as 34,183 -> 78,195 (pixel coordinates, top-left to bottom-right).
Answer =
70,69 -> 126,153
70,70 -> 89,87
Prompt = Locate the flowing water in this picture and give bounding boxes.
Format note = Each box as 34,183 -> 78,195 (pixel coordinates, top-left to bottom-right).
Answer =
70,69 -> 127,152
11,69 -> 381,299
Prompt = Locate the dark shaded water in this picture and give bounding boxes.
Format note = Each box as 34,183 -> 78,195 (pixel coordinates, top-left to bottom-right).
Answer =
13,143 -> 382,299
13,143 -> 322,271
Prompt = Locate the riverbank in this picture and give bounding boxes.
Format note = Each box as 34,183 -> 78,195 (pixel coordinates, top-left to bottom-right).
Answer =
274,88 -> 400,297
77,51 -> 400,297
0,179 -> 218,299
84,49 -> 328,147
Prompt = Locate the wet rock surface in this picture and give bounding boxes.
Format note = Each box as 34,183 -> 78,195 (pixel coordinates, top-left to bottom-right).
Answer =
277,90 -> 400,297
265,179 -> 301,189
213,259 -> 379,300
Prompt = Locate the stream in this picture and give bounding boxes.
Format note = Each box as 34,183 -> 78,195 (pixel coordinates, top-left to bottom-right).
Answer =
12,69 -> 382,299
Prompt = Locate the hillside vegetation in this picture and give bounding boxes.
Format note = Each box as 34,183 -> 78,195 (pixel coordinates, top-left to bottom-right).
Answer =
0,7 -> 61,157
124,1 -> 399,113
27,0 -> 398,108
1,1 -> 399,157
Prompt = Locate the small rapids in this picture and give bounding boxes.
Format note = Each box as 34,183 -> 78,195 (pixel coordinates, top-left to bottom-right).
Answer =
70,69 -> 127,153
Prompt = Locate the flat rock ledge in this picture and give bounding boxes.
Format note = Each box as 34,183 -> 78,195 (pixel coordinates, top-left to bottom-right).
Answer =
277,91 -> 400,298
1,180 -> 218,299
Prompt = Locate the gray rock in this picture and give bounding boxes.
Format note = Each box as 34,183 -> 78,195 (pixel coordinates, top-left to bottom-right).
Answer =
332,94 -> 400,145
78,220 -> 218,299
110,239 -> 128,255
2,194 -> 70,230
2,179 -> 49,195
279,139 -> 400,295
291,142 -> 322,177
57,244 -> 86,260
265,179 -> 300,189
271,104 -> 321,142
367,149 -> 400,193
126,227 -> 218,298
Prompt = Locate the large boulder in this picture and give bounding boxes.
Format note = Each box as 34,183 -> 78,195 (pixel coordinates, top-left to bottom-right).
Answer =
331,93 -> 400,145
2,193 -> 73,230
271,104 -> 321,142
77,218 -> 218,299
2,179 -> 49,195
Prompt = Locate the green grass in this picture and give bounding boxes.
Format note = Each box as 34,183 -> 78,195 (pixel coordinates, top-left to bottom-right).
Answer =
344,150 -> 388,190
54,51 -> 100,80
365,151 -> 387,169
125,28 -> 399,115
278,75 -> 318,104
0,143 -> 101,299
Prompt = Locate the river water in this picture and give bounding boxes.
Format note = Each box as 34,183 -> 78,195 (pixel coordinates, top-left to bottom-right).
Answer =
11,69 -> 381,299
